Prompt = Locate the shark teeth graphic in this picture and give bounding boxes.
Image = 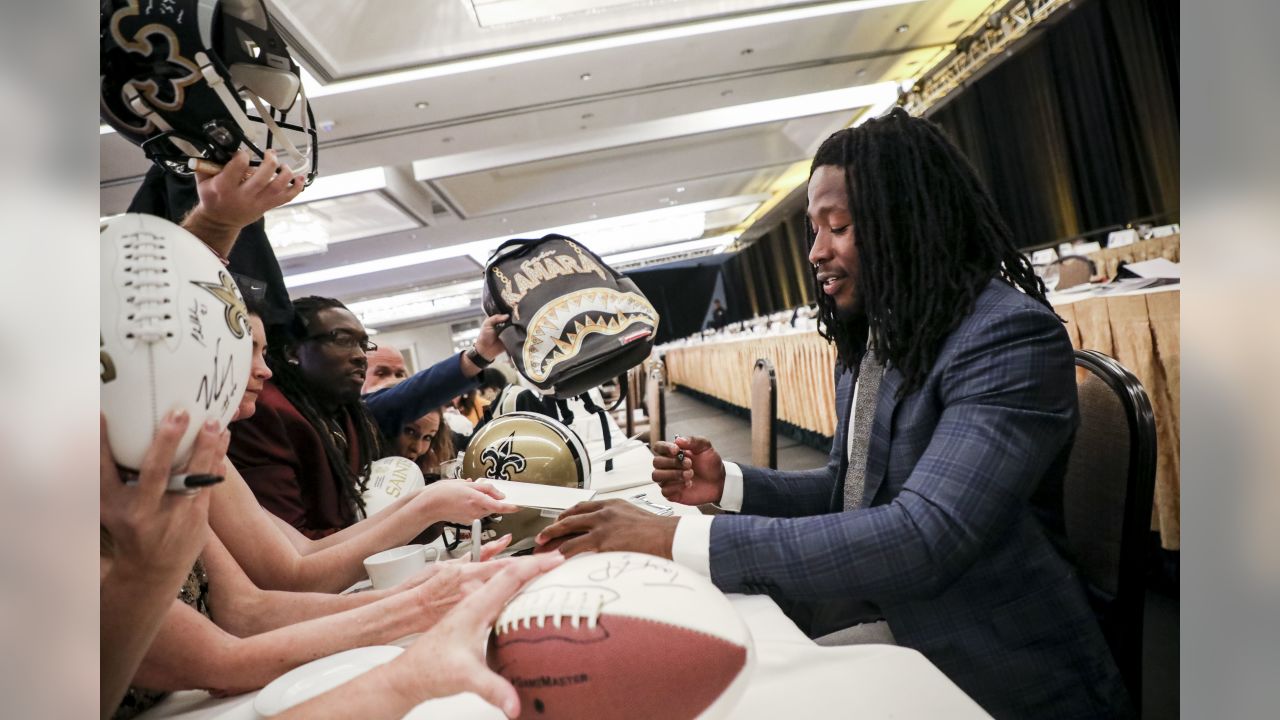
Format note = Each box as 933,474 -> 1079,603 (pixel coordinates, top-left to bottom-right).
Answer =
522,288 -> 658,382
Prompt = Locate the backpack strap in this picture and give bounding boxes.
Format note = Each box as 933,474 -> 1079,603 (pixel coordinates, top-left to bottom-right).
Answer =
553,399 -> 575,427
579,392 -> 614,473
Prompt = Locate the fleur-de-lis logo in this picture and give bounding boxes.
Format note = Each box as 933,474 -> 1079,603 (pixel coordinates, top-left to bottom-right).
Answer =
100,0 -> 202,134
191,271 -> 249,340
480,433 -> 527,481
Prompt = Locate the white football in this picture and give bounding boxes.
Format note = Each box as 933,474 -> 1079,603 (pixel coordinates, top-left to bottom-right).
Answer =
488,552 -> 754,719
361,456 -> 426,516
100,213 -> 250,483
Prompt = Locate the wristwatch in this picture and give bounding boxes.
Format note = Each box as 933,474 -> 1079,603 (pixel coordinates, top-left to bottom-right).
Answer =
465,345 -> 494,368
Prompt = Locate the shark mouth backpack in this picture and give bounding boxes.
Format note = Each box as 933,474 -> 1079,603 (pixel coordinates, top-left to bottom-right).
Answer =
483,234 -> 659,399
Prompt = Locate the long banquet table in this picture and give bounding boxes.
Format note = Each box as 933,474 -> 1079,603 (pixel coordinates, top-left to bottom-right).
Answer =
139,435 -> 988,719
662,284 -> 1181,550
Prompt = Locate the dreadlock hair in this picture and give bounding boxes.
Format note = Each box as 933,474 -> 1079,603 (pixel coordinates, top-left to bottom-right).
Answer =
265,296 -> 383,517
810,108 -> 1051,397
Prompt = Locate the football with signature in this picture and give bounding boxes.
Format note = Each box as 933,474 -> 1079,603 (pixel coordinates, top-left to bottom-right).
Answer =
100,213 -> 250,478
488,552 -> 753,719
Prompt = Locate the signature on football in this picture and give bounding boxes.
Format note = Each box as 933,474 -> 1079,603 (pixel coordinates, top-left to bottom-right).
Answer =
195,337 -> 239,416
189,300 -> 208,347
587,556 -> 693,590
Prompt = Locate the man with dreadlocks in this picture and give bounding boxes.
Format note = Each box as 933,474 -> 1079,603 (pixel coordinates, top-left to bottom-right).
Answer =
536,109 -> 1132,718
229,295 -> 509,538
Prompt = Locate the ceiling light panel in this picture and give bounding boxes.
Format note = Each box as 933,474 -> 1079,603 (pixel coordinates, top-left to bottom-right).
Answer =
284,164 -> 792,280
412,82 -> 897,181
469,0 -> 685,28
285,193 -> 765,289
274,0 -> 924,88
603,233 -> 736,266
266,192 -> 418,260
348,284 -> 483,328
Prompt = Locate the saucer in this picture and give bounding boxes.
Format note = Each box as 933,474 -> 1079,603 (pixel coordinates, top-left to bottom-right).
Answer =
254,645 -> 403,716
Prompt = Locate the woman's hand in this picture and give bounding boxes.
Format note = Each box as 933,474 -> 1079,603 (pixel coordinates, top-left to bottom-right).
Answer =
100,411 -> 228,580
394,553 -> 565,716
275,553 -> 566,720
391,533 -> 514,592
414,480 -> 519,525
409,556 -> 522,628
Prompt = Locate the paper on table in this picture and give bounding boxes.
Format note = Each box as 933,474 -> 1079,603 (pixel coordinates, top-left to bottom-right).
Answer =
484,479 -> 595,513
587,443 -> 658,493
1122,257 -> 1181,279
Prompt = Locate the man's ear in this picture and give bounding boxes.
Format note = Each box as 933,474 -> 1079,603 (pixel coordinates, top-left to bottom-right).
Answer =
284,344 -> 300,365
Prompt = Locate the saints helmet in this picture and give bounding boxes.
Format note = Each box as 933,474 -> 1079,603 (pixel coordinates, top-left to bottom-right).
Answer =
458,411 -> 591,553
100,0 -> 317,183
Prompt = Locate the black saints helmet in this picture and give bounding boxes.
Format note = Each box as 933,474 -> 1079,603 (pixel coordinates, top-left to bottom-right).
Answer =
100,0 -> 317,184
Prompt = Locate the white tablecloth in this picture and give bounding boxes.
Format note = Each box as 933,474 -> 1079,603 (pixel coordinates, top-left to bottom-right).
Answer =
140,591 -> 987,719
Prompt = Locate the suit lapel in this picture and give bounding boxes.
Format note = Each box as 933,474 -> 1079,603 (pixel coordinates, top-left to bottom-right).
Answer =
861,366 -> 902,507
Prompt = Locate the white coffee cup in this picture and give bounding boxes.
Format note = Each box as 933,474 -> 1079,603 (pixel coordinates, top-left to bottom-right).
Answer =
363,544 -> 442,590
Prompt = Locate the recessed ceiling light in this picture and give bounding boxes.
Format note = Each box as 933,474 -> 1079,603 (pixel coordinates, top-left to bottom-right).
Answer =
720,89 -> 734,97
676,186 -> 686,193
856,68 -> 867,76
579,125 -> 588,130
588,214 -> 598,220
581,112 -> 594,119
414,101 -> 429,109
441,136 -> 453,143
658,197 -> 670,204
740,48 -> 754,55
896,24 -> 909,33
580,72 -> 592,81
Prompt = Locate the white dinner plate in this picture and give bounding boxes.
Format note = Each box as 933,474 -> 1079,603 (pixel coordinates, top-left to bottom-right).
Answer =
254,646 -> 403,717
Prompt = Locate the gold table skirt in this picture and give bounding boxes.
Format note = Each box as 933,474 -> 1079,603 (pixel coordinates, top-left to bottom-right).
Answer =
1085,233 -> 1180,279
664,332 -> 839,438
1056,287 -> 1180,549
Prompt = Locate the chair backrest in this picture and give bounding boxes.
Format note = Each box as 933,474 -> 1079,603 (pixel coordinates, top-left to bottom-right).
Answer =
1062,349 -> 1157,704
645,362 -> 666,451
1054,255 -> 1096,289
750,358 -> 778,469
623,367 -> 639,436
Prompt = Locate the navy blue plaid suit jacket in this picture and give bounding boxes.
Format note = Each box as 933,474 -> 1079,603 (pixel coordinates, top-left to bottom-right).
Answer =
710,280 -> 1131,719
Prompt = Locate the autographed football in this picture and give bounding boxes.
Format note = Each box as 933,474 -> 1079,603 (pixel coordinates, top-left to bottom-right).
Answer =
100,213 -> 250,480
362,456 -> 426,516
488,552 -> 753,719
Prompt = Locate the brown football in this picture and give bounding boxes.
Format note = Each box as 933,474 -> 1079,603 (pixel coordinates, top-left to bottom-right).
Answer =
488,552 -> 753,719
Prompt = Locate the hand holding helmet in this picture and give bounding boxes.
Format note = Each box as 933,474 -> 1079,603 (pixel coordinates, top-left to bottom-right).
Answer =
414,480 -> 519,525
189,150 -> 305,228
458,412 -> 592,554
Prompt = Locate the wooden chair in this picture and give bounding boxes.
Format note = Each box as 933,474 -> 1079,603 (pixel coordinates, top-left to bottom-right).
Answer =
645,361 -> 666,451
1054,349 -> 1158,708
623,366 -> 646,438
1053,255 -> 1096,289
750,358 -> 778,469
